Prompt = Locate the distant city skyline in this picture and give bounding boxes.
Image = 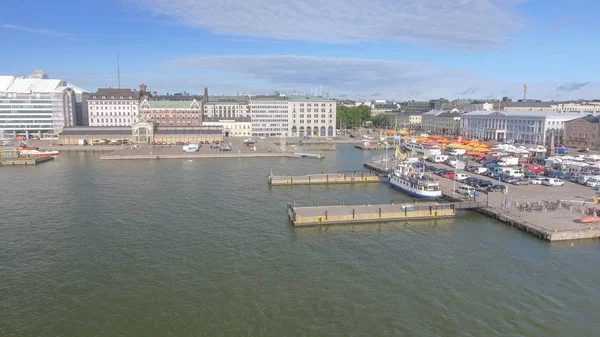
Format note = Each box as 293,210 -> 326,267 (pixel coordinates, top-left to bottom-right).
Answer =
1,0 -> 598,100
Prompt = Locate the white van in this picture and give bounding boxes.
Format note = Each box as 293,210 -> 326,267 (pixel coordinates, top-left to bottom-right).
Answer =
457,185 -> 475,196
544,178 -> 564,187
586,177 -> 600,187
475,167 -> 489,174
455,173 -> 470,181
579,175 -> 599,185
183,143 -> 200,152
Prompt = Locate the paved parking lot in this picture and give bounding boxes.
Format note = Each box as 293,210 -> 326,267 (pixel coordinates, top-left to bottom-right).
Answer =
429,162 -> 600,233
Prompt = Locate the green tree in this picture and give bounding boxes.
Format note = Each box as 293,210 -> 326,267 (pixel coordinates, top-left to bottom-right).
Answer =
336,105 -> 372,128
370,115 -> 387,128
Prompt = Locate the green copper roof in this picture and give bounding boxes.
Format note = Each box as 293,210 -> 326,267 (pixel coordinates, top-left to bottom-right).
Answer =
287,96 -> 333,101
147,100 -> 199,109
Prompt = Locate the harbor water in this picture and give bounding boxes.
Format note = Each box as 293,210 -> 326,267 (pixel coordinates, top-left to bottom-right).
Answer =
1,145 -> 599,336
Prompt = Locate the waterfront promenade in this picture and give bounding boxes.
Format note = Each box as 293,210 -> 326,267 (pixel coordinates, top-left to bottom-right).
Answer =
428,162 -> 600,241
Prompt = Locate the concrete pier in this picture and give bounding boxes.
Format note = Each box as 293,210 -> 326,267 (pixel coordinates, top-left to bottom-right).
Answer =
355,145 -> 393,151
101,152 -> 297,160
269,172 -> 381,186
0,156 -> 54,166
287,201 -> 483,226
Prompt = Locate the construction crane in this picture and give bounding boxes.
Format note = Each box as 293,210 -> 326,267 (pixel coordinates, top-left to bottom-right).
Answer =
523,84 -> 528,101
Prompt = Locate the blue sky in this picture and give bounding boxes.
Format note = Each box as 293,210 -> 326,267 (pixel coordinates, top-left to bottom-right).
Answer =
0,0 -> 597,101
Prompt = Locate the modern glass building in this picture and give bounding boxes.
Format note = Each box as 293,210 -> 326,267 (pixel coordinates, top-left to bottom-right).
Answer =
0,73 -> 88,138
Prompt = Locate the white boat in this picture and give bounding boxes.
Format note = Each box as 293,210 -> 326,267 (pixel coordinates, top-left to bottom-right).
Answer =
404,142 -> 441,158
16,148 -> 59,157
388,162 -> 442,199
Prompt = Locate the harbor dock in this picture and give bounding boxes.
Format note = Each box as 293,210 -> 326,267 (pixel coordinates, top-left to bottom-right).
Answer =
269,172 -> 381,186
287,201 -> 483,226
355,144 -> 393,151
0,156 -> 54,166
101,152 -> 297,160
362,159 -> 600,241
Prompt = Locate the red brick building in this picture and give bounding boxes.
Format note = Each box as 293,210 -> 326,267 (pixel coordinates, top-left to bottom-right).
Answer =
138,98 -> 202,127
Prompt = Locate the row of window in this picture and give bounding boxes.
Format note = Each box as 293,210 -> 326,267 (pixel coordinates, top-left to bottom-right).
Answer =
295,114 -> 331,118
0,120 -> 51,124
141,114 -> 201,119
0,115 -> 50,118
89,100 -> 136,104
90,118 -> 134,124
294,120 -> 333,125
0,100 -> 52,104
0,105 -> 52,109
90,111 -> 134,116
0,124 -> 52,128
294,103 -> 333,107
90,96 -> 134,100
90,106 -> 136,110
0,110 -> 52,114
294,108 -> 332,113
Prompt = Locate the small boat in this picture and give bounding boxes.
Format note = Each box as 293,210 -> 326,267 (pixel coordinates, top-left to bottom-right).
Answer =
17,148 -> 60,157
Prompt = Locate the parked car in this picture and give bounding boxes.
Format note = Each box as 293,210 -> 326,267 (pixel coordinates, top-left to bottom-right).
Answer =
529,177 -> 544,185
487,184 -> 507,192
465,177 -> 479,186
455,173 -> 470,181
475,180 -> 493,188
442,172 -> 455,179
543,178 -> 564,186
512,179 -> 530,185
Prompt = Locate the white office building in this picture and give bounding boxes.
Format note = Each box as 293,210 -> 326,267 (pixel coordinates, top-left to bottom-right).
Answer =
250,95 -> 291,137
203,96 -> 250,118
0,72 -> 86,138
88,88 -> 140,126
288,96 -> 336,138
460,110 -> 584,143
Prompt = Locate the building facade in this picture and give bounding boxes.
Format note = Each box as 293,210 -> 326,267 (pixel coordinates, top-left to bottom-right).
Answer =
434,112 -> 461,135
493,100 -> 553,111
203,96 -> 250,118
138,99 -> 202,127
250,95 -> 290,137
401,101 -> 430,114
370,102 -> 397,117
88,89 -> 140,127
0,74 -> 81,138
551,103 -> 600,113
460,110 -> 582,142
563,116 -> 600,150
420,110 -> 444,133
59,123 -> 223,145
202,118 -> 252,137
408,114 -> 423,126
461,102 -> 494,112
288,96 -> 336,138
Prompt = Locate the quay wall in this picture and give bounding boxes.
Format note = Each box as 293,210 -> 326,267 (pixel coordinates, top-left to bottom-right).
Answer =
292,208 -> 455,226
101,153 -> 297,160
270,173 -> 380,186
0,156 -> 54,166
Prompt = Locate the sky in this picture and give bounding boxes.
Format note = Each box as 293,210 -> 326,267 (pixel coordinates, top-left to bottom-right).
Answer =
0,0 -> 598,101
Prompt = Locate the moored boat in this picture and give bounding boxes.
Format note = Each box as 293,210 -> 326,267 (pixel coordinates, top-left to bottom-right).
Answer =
16,148 -> 60,157
388,162 -> 442,199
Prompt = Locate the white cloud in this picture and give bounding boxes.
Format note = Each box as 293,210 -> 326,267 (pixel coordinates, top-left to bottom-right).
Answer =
129,0 -> 524,48
159,55 -> 473,99
0,24 -> 77,39
158,55 -> 600,101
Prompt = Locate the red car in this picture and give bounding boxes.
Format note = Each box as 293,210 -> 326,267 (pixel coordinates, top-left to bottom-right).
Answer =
442,172 -> 455,179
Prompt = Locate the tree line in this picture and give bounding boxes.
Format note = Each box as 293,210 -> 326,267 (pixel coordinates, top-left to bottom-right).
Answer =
336,105 -> 388,128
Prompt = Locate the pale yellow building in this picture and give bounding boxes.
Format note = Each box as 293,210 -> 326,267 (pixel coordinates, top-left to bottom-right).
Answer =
408,114 -> 422,125
202,118 -> 252,137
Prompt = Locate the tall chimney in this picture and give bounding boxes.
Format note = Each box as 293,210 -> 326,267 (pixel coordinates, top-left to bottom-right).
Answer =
204,87 -> 209,103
